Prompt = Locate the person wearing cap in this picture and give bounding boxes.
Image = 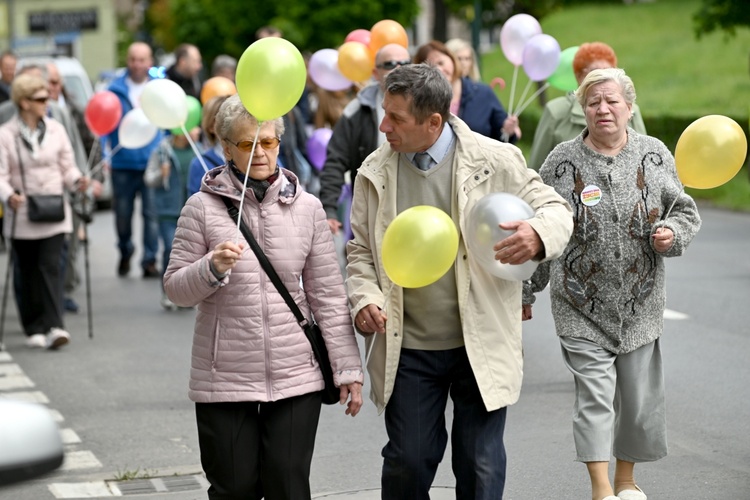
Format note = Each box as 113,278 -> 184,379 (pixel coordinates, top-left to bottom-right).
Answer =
528,41 -> 647,171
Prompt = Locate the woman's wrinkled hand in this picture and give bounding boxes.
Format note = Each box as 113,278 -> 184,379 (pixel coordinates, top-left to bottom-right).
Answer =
341,382 -> 363,417
652,227 -> 674,253
211,241 -> 244,275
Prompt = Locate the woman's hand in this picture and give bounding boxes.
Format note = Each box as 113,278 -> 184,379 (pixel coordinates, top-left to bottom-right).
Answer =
7,192 -> 24,211
340,381 -> 363,417
502,115 -> 522,139
652,227 -> 674,253
211,241 -> 244,275
76,176 -> 91,192
355,304 -> 387,334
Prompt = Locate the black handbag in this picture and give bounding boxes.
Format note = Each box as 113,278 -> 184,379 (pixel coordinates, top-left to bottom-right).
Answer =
26,194 -> 65,222
221,196 -> 340,405
16,139 -> 65,222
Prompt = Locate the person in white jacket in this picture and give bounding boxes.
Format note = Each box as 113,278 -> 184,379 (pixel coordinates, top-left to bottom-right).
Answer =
346,64 -> 573,499
164,95 -> 363,500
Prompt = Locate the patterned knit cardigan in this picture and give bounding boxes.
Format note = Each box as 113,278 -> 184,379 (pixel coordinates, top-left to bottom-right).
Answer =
523,128 -> 701,354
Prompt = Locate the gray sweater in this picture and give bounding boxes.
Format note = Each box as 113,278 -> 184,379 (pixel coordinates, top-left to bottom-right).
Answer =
523,128 -> 701,354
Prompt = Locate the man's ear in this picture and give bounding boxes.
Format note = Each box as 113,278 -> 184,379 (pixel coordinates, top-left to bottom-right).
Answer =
428,113 -> 443,133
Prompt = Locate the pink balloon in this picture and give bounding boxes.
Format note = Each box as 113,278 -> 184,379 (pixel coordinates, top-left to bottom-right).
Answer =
500,14 -> 542,66
522,34 -> 561,81
345,29 -> 371,46
306,128 -> 333,170
308,49 -> 353,91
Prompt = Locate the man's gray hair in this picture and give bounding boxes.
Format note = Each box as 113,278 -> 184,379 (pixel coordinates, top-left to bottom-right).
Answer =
215,94 -> 285,141
575,67 -> 636,107
384,64 -> 452,124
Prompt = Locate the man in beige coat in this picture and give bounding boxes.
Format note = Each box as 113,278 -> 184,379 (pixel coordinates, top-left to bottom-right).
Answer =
345,64 -> 573,499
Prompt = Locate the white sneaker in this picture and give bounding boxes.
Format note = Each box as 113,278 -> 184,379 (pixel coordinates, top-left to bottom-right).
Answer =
46,328 -> 70,350
26,333 -> 47,348
160,294 -> 177,311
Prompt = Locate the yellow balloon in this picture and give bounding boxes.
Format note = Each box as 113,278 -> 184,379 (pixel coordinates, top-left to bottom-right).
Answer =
382,206 -> 459,288
675,115 -> 748,189
337,42 -> 374,83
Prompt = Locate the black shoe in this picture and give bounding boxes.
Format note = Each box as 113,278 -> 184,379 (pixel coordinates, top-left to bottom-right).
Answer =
142,262 -> 160,278
118,256 -> 131,277
63,297 -> 80,314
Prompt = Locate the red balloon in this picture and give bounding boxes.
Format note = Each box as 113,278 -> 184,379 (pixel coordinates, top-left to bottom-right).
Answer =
345,29 -> 371,46
85,91 -> 122,136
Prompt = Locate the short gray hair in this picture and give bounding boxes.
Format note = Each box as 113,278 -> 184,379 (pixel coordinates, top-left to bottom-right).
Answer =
215,94 -> 285,141
575,67 -> 636,107
384,64 -> 452,124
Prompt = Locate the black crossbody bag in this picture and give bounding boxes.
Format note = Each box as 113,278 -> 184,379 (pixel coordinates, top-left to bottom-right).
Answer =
16,139 -> 65,222
220,196 -> 339,405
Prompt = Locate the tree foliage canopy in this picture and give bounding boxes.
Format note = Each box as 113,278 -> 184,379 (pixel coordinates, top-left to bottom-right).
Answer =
146,0 -> 419,68
693,0 -> 750,38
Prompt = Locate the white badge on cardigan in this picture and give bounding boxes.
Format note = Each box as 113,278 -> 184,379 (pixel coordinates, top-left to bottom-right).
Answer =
581,185 -> 602,206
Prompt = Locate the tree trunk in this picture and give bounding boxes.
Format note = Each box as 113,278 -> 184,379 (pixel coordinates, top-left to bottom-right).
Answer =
433,0 -> 447,41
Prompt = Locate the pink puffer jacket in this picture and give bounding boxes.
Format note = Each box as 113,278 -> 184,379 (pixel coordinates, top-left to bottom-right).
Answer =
164,166 -> 363,403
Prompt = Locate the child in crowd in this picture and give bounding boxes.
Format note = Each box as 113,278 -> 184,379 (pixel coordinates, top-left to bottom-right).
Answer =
145,130 -> 200,310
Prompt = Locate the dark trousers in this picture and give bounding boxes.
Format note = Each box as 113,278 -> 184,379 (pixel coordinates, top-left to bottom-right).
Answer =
111,169 -> 158,267
12,234 -> 65,335
382,347 -> 508,500
195,392 -> 322,500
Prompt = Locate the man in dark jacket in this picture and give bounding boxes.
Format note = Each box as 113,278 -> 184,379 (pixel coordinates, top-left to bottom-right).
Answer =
165,44 -> 203,100
318,43 -> 411,235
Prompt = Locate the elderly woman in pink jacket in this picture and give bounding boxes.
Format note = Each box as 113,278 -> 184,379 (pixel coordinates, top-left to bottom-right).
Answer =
164,95 -> 363,500
0,74 -> 89,350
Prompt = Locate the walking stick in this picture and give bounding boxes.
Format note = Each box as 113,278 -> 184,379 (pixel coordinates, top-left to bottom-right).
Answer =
0,202 -> 17,351
73,191 -> 94,340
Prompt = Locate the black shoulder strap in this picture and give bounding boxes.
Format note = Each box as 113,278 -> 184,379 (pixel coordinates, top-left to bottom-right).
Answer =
219,196 -> 308,328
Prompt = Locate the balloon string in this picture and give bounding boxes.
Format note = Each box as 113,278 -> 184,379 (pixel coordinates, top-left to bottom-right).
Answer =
234,125 -> 261,245
181,124 -> 210,173
363,282 -> 393,368
507,65 -> 519,116
513,82 -> 550,118
85,140 -> 100,175
88,144 -> 122,178
514,80 -> 533,118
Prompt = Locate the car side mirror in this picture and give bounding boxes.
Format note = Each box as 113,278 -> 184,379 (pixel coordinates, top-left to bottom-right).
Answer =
0,400 -> 64,486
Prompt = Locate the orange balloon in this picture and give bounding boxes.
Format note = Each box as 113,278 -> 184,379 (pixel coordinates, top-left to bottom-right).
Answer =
369,20 -> 409,57
337,42 -> 374,83
200,76 -> 237,105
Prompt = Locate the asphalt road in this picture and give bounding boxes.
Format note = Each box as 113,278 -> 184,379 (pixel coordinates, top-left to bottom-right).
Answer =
1,203 -> 748,499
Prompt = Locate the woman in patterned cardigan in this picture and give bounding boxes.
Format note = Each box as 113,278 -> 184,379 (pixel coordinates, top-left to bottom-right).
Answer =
523,68 -> 701,500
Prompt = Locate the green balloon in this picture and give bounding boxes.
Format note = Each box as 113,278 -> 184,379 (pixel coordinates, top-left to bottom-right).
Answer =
547,46 -> 579,92
170,96 -> 202,135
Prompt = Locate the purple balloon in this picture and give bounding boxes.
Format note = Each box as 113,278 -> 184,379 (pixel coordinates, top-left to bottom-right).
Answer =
308,49 -> 352,91
522,34 -> 561,82
306,128 -> 334,170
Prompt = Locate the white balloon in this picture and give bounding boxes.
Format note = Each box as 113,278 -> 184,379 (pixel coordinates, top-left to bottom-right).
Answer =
119,108 -> 158,149
499,14 -> 543,66
140,78 -> 188,129
466,193 -> 538,281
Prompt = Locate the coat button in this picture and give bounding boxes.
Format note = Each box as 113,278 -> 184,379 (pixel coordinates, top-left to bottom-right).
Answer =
474,175 -> 479,180
612,214 -> 618,223
614,282 -> 621,289
614,251 -> 620,259
607,159 -> 613,165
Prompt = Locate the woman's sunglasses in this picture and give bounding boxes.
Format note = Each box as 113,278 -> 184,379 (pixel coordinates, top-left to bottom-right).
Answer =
225,137 -> 280,152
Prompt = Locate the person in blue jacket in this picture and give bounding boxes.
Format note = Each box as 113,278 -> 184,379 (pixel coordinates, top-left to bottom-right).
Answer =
414,40 -> 521,143
187,95 -> 228,196
103,41 -> 162,278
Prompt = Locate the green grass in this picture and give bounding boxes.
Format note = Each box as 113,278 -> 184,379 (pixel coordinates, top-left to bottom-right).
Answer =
479,0 -> 750,210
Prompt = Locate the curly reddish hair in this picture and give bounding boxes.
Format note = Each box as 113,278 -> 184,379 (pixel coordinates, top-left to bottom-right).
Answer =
572,42 -> 617,80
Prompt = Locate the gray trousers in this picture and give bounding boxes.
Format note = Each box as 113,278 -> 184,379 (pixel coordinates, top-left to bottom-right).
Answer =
560,336 -> 668,463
